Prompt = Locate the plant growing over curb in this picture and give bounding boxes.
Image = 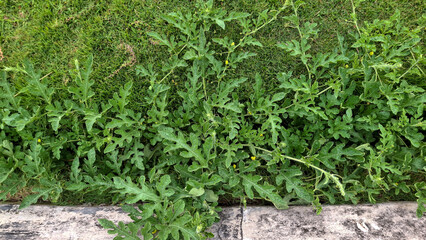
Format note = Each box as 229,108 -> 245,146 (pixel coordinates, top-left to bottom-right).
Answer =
0,0 -> 424,239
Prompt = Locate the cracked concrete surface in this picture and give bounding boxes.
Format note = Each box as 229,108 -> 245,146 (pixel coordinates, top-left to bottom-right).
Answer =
209,207 -> 242,240
0,204 -> 132,240
211,202 -> 425,240
0,202 -> 425,239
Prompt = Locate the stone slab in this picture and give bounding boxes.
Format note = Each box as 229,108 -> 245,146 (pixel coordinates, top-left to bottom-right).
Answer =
209,207 -> 242,240
242,202 -> 425,240
0,204 -> 238,240
0,202 -> 424,240
0,204 -> 131,240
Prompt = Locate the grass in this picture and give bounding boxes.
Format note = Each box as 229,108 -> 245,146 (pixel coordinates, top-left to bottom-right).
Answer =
1,0 -> 424,205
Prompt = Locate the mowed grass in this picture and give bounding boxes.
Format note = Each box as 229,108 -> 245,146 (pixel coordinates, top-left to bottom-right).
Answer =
1,0 -> 423,106
0,0 -> 424,205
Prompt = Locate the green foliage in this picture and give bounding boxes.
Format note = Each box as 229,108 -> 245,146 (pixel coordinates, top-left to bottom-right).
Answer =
1,0 -> 425,239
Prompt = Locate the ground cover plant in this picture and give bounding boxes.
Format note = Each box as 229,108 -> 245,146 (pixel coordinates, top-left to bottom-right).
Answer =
0,0 -> 425,239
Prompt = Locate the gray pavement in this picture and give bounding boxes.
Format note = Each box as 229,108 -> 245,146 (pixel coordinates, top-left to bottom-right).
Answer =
0,202 -> 424,239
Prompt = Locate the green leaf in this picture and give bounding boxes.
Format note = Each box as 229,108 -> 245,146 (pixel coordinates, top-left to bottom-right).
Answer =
414,182 -> 425,218
276,167 -> 314,202
156,175 -> 175,198
66,182 -> 88,192
2,107 -> 40,131
215,19 -> 225,29
317,143 -> 363,169
162,55 -> 187,72
0,71 -> 20,108
113,176 -> 160,203
403,127 -> 424,148
84,108 -> 102,132
241,36 -> 263,47
224,12 -> 250,21
189,187 -> 205,197
220,140 -> 242,168
98,219 -> 140,240
124,141 -> 145,171
104,142 -> 117,153
16,60 -> 55,104
21,140 -> 44,177
68,55 -> 95,105
241,174 -> 288,209
277,40 -> 302,56
162,12 -> 193,37
159,128 -> 207,168
83,148 -> 97,175
147,32 -> 175,51
70,157 -> 81,182
109,81 -> 133,114
173,200 -> 185,218
205,190 -> 219,202
271,92 -> 286,103
263,114 -> 282,144
241,174 -> 260,199
0,160 -> 17,185
183,49 -> 198,60
158,213 -> 199,240
19,186 -> 57,209
231,52 -> 257,64
0,175 -> 26,201
106,114 -> 138,129
175,165 -> 200,181
46,101 -> 67,132
311,52 -> 349,76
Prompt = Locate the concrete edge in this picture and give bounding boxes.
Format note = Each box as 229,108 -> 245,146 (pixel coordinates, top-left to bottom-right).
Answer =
0,202 -> 424,240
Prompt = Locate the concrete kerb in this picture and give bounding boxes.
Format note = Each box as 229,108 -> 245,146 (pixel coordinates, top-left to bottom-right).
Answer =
0,202 -> 424,239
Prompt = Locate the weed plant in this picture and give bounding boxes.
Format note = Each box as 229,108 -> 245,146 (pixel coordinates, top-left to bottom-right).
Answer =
0,0 -> 425,239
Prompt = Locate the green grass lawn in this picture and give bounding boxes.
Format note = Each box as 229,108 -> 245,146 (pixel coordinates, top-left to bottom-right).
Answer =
1,0 -> 423,110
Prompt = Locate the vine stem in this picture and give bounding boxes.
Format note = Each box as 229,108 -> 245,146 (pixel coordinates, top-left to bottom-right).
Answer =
290,0 -> 312,80
251,146 -> 325,173
410,50 -> 425,75
251,145 -> 346,196
202,77 -> 207,99
350,0 -> 362,36
282,84 -> 332,111
316,86 -> 332,96
218,4 -> 290,83
397,56 -> 421,82
158,69 -> 174,84
157,38 -> 189,85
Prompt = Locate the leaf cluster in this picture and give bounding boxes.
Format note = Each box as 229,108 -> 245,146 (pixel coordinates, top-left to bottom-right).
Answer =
1,0 -> 425,239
